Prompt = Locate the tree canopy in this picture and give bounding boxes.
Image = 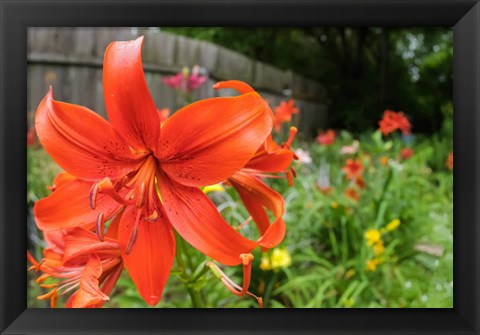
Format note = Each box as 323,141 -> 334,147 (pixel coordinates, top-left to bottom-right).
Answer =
165,27 -> 452,134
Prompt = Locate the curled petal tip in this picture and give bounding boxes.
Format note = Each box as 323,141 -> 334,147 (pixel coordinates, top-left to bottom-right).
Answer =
240,253 -> 254,265
212,80 -> 255,94
146,294 -> 160,306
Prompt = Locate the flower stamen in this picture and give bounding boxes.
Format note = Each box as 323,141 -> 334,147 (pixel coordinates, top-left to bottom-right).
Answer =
126,210 -> 142,255
206,254 -> 262,307
96,212 -> 105,241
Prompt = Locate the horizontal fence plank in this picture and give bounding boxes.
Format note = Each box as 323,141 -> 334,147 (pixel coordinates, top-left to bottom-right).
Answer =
27,27 -> 328,137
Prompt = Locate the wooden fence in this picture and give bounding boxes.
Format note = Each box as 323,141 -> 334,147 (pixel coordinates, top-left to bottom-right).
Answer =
27,27 -> 328,138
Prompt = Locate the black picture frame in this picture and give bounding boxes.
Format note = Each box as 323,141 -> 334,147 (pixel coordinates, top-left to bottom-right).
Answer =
1,0 -> 479,334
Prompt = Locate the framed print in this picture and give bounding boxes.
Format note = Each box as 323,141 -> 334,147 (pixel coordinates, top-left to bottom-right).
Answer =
1,0 -> 479,334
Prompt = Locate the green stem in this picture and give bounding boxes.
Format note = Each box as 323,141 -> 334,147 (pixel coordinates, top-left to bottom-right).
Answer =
375,167 -> 393,213
263,271 -> 280,307
175,233 -> 204,308
372,167 -> 394,230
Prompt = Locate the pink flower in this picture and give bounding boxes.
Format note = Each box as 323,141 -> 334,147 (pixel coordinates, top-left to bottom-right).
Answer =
294,148 -> 312,164
162,66 -> 208,93
162,73 -> 183,90
340,140 -> 359,155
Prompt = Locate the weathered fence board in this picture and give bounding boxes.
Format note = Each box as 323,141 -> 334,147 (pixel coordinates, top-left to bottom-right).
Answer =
27,27 -> 328,137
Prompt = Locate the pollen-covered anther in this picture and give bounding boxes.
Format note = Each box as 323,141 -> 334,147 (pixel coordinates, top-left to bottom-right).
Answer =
145,210 -> 158,223
239,253 -> 254,266
206,259 -> 262,307
96,212 -> 105,241
125,210 -> 142,255
286,170 -> 294,187
290,166 -> 297,178
90,177 -> 128,209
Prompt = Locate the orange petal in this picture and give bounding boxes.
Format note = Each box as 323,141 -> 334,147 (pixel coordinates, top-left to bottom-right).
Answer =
229,171 -> 286,248
63,228 -> 121,265
157,172 -> 257,266
157,92 -> 273,187
89,262 -> 123,308
71,255 -> 109,308
48,172 -> 76,191
35,89 -> 141,181
246,148 -> 294,172
43,230 -> 67,254
103,37 -> 160,151
118,207 -> 176,306
213,80 -> 255,94
34,178 -> 119,231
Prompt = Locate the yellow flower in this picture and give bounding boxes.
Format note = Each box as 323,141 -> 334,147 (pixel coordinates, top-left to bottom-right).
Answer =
260,254 -> 271,271
344,268 -> 356,279
364,228 -> 381,246
373,241 -> 385,255
385,219 -> 401,232
343,298 -> 355,308
331,201 -> 339,209
202,184 -> 225,194
366,259 -> 379,272
270,248 -> 292,270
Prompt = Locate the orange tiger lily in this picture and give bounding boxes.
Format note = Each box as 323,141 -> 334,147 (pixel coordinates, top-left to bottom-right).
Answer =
34,37 -> 275,306
214,80 -> 296,248
28,227 -> 123,308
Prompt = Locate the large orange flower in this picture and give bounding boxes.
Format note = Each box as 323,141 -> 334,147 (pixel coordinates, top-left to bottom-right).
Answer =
214,81 -> 296,246
28,226 -> 123,308
33,37 -> 277,306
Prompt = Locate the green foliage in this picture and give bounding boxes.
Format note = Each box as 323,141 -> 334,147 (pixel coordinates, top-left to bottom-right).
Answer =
27,115 -> 453,307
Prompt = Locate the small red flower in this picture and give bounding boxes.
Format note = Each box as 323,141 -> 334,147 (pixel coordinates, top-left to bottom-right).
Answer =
345,187 -> 360,201
27,125 -> 36,146
316,129 -> 336,146
355,177 -> 366,189
273,99 -> 299,133
400,148 -> 414,160
379,156 -> 389,166
378,110 -> 412,136
316,185 -> 333,194
446,152 -> 453,170
342,159 -> 364,180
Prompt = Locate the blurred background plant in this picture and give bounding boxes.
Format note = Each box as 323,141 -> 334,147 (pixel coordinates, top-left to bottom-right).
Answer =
165,27 -> 452,134
27,27 -> 452,308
